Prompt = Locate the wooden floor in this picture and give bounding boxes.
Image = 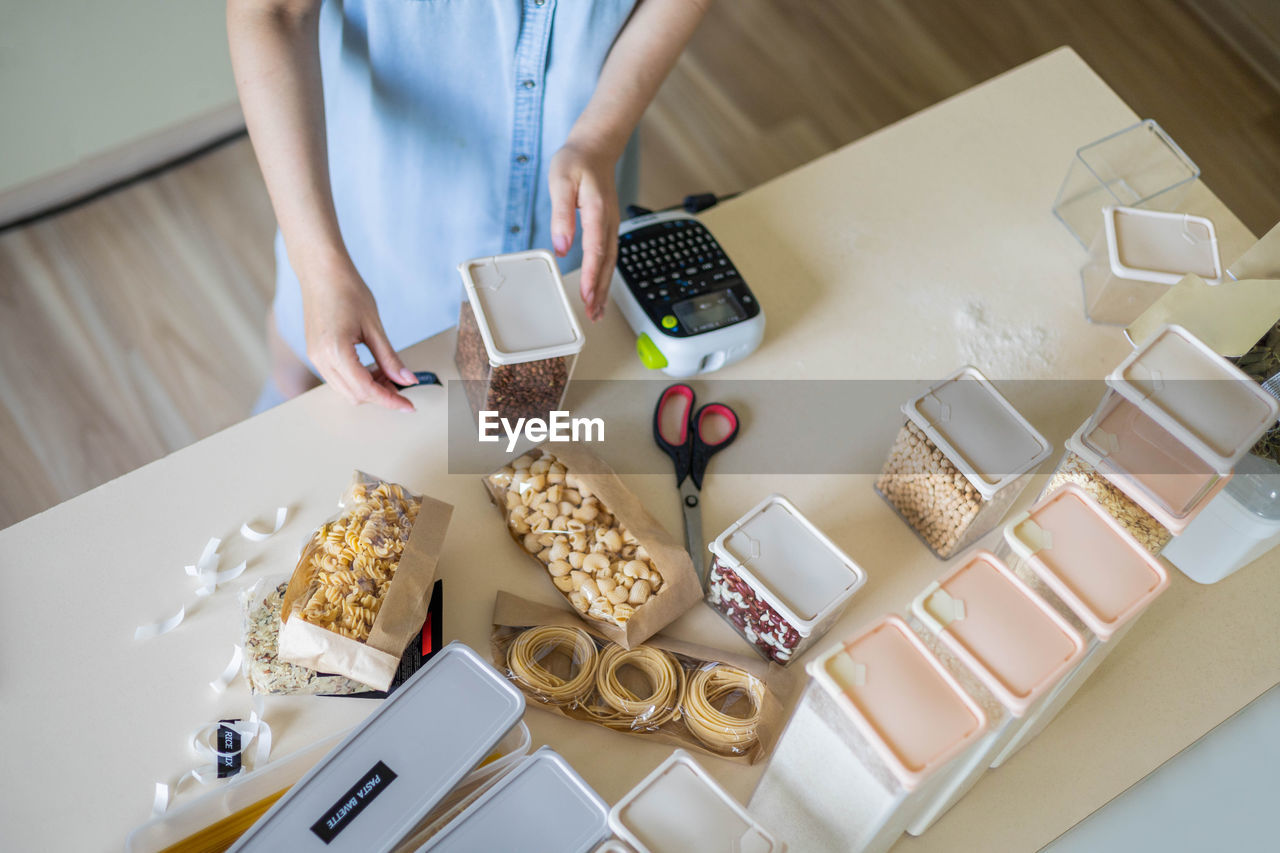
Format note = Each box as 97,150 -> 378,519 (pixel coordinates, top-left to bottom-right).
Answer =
2,0 -> 1278,528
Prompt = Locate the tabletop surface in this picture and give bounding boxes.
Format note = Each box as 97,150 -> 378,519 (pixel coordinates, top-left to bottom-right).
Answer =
3,47 -> 1274,852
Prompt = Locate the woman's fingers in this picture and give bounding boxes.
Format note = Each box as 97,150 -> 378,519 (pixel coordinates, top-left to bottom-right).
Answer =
577,180 -> 617,321
362,314 -> 417,387
548,168 -> 578,258
332,345 -> 414,412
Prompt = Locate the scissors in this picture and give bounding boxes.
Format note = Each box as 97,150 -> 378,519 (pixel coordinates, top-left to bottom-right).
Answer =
653,383 -> 740,585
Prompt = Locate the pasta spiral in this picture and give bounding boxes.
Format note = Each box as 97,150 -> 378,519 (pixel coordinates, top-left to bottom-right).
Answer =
585,644 -> 685,729
683,664 -> 764,753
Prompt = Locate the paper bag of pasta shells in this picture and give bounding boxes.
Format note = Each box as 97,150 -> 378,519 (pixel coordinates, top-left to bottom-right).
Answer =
278,472 -> 453,691
483,444 -> 701,649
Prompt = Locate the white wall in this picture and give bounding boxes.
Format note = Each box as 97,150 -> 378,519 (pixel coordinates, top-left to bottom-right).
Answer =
0,0 -> 242,223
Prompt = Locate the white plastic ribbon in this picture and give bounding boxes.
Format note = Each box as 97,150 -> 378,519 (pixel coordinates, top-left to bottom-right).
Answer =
185,537 -> 223,598
153,699 -> 274,815
210,645 -> 244,693
134,606 -> 185,641
241,507 -> 289,542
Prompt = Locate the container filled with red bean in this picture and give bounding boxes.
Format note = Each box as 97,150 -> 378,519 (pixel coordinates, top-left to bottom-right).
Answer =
455,250 -> 585,424
706,494 -> 866,665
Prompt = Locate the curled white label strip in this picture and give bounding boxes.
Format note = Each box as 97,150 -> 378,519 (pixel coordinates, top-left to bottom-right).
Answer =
134,606 -> 185,641
241,506 -> 289,542
210,645 -> 244,693
153,698 -> 273,816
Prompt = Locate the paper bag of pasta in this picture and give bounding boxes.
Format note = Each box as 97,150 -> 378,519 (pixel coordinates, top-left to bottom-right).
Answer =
483,444 -> 701,649
278,472 -> 452,691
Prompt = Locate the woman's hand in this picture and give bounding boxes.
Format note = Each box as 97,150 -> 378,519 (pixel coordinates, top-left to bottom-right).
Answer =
300,257 -> 418,411
549,139 -> 620,322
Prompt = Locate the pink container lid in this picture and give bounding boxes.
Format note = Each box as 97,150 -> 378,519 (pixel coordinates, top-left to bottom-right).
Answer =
1003,484 -> 1171,640
809,615 -> 987,790
910,552 -> 1087,717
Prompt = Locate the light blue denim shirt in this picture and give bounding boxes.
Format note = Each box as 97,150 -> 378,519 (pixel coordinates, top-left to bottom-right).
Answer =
273,0 -> 640,364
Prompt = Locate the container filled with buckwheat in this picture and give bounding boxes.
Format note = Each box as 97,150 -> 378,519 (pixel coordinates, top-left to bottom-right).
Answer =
455,249 -> 585,424
876,366 -> 1052,559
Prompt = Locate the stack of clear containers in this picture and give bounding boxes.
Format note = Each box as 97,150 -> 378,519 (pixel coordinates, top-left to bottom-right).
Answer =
904,551 -> 1086,835
990,485 -> 1170,766
455,250 -> 585,423
1040,325 -> 1279,554
876,367 -> 1051,559
705,494 -> 867,665
750,616 -> 988,853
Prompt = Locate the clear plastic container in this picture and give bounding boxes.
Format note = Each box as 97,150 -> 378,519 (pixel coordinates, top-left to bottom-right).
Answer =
609,750 -> 785,853
455,250 -> 585,424
1054,325 -> 1280,541
876,367 -> 1051,559
1053,119 -> 1200,249
750,616 -> 987,853
415,747 -> 609,853
990,485 -> 1170,767
1164,452 -> 1280,583
1081,206 -> 1221,326
705,494 -> 866,665
904,552 -> 1086,835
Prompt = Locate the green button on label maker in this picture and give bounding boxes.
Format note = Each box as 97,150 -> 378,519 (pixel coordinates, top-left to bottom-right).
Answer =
661,314 -> 678,330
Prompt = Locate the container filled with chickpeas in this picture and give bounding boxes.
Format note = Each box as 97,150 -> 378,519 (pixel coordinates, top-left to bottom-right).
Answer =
1039,325 -> 1278,551
875,366 -> 1052,559
484,445 -> 702,649
705,494 -> 866,665
455,250 -> 585,424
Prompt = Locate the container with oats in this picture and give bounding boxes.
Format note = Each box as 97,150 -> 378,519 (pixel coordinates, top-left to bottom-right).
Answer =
876,366 -> 1051,559
1040,325 -> 1278,549
705,494 -> 866,666
455,250 -> 585,424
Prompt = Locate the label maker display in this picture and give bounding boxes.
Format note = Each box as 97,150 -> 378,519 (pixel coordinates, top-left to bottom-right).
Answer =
611,211 -> 765,377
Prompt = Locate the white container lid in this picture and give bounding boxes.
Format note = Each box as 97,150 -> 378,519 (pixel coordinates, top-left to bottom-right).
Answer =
457,249 -> 585,365
229,643 -> 524,853
903,366 -> 1052,500
1107,325 -> 1279,472
609,750 -> 785,853
808,616 -> 988,790
1104,206 -> 1222,286
418,747 -> 608,853
708,494 -> 866,635
1003,485 -> 1170,641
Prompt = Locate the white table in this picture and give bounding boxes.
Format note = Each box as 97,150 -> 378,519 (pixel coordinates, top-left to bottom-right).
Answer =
2,47 -> 1273,852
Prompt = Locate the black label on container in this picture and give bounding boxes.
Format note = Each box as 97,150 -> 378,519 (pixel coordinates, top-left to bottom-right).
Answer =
309,761 -> 398,844
216,721 -> 242,778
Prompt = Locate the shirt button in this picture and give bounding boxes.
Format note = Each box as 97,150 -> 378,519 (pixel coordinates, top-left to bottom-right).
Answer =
515,154 -> 529,164
534,0 -> 546,5
522,79 -> 536,89
510,225 -> 521,234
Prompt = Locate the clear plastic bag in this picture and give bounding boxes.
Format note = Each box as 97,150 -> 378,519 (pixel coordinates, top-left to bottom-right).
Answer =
491,592 -> 788,764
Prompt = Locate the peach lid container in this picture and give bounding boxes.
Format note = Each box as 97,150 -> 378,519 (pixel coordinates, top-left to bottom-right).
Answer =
910,552 -> 1087,716
1004,484 -> 1170,640
809,615 -> 987,790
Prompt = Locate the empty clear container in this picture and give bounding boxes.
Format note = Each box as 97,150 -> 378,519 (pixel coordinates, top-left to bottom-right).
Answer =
1053,119 -> 1200,249
750,616 -> 987,853
991,485 -> 1170,767
1164,452 -> 1280,583
876,366 -> 1051,559
455,250 -> 585,424
904,552 -> 1086,835
705,494 -> 867,665
1081,206 -> 1221,326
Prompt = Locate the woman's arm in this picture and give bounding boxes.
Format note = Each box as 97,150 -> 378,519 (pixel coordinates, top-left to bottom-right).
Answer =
549,0 -> 714,321
227,0 -> 416,410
